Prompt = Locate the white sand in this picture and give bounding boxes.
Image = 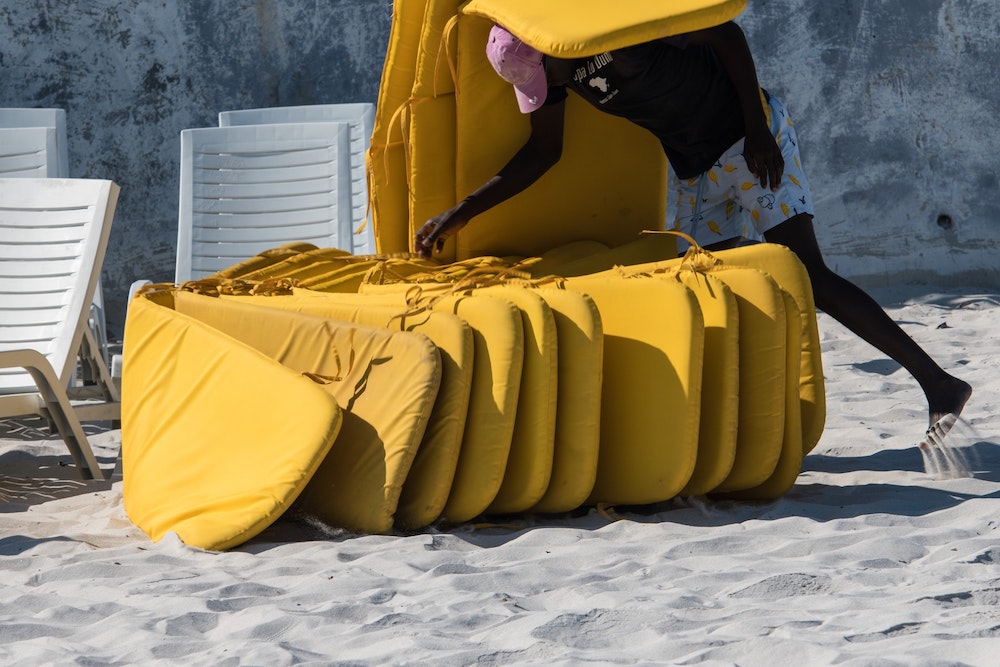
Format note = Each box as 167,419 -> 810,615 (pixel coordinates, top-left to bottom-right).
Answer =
2,285 -> 998,666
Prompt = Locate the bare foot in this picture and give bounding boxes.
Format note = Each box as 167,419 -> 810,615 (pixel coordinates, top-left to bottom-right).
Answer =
926,374 -> 972,430
918,413 -> 958,451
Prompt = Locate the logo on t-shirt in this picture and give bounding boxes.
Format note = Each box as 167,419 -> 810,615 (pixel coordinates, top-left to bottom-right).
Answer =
589,77 -> 609,93
574,52 -> 619,105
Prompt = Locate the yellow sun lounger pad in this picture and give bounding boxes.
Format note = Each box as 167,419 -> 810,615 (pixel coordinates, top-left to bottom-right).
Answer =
670,271 -> 739,497
358,283 -> 528,522
462,0 -> 746,57
172,291 -> 442,534
360,280 -> 603,515
462,0 -> 747,58
121,295 -> 342,551
562,275 -> 704,505
435,292 -> 525,522
703,244 -> 826,453
480,287 -> 559,515
721,288 -> 804,500
453,14 -> 667,260
587,242 -> 824,454
367,0 -> 430,253
690,266 -> 787,493
526,287 -> 603,514
219,288 -> 475,530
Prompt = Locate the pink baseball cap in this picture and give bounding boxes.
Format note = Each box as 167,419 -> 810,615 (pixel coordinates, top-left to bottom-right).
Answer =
485,25 -> 547,113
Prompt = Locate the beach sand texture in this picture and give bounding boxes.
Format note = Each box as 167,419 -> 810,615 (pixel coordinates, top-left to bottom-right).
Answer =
1,286 -> 998,666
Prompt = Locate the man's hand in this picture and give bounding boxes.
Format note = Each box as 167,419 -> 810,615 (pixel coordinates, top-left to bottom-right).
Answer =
743,122 -> 784,191
414,210 -> 468,258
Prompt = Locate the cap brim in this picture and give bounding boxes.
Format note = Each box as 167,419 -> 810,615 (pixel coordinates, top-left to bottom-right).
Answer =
512,67 -> 548,114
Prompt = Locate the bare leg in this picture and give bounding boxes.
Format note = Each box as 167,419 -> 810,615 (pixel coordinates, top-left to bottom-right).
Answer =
764,214 -> 972,428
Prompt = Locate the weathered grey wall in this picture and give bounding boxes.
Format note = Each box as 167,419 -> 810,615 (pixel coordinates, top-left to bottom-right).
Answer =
740,0 -> 999,287
2,1 -> 998,339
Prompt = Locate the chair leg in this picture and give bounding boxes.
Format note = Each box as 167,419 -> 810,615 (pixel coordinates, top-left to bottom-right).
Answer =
14,351 -> 106,481
78,326 -> 120,403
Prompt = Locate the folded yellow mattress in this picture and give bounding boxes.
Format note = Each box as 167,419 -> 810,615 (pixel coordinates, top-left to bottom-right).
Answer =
121,293 -> 342,551
172,291 -> 442,534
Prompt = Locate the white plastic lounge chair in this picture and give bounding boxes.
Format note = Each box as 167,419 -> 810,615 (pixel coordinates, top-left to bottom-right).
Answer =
218,103 -> 376,254
112,122 -> 355,382
0,108 -> 70,178
0,109 -> 113,376
0,178 -> 120,481
0,126 -> 60,177
176,122 -> 354,282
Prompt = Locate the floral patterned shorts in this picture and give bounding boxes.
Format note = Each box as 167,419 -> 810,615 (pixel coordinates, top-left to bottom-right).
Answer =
671,94 -> 815,250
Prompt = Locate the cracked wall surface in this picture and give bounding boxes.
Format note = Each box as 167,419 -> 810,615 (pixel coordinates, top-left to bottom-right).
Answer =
1,1 -> 997,338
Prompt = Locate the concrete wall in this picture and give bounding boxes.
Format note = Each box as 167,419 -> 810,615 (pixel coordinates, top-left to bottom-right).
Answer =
740,0 -> 999,287
2,1 -> 997,338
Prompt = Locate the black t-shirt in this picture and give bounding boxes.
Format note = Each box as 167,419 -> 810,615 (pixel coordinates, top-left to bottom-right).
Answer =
545,38 -> 745,179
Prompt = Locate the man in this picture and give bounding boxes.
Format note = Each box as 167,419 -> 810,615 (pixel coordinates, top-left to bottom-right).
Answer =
414,22 -> 971,434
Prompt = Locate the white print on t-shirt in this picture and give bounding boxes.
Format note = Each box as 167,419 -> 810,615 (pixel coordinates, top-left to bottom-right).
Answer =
589,77 -> 609,93
573,52 -> 614,84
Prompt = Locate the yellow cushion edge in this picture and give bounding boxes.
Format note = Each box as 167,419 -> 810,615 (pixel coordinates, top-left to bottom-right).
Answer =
719,288 -> 805,500
481,286 -> 559,515
705,266 -> 786,493
527,287 -> 604,514
671,271 -> 740,497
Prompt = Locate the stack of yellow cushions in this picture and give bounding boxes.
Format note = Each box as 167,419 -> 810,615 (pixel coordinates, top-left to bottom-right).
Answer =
120,0 -> 829,550
120,234 -> 823,550
122,285 -> 444,549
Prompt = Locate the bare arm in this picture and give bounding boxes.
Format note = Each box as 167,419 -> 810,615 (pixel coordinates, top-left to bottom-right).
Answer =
414,99 -> 565,257
683,21 -> 784,190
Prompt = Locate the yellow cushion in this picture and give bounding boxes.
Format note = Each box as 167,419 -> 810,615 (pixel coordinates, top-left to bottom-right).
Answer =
480,286 -> 559,515
587,241 -> 825,456
358,282 -> 527,522
524,240 -> 611,278
362,279 -> 605,515
453,13 -> 667,260
531,234 -> 680,278
219,288 -> 475,530
701,266 -> 786,492
670,270 -> 740,496
434,292 -> 525,522
408,95 -> 459,261
461,0 -> 747,57
406,0 -> 464,260
705,244 -> 826,453
527,287 -> 603,514
209,242 -> 324,280
172,291 -> 442,534
368,0 -> 435,253
721,287 -> 805,500
563,275 -> 704,505
121,295 -> 342,551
